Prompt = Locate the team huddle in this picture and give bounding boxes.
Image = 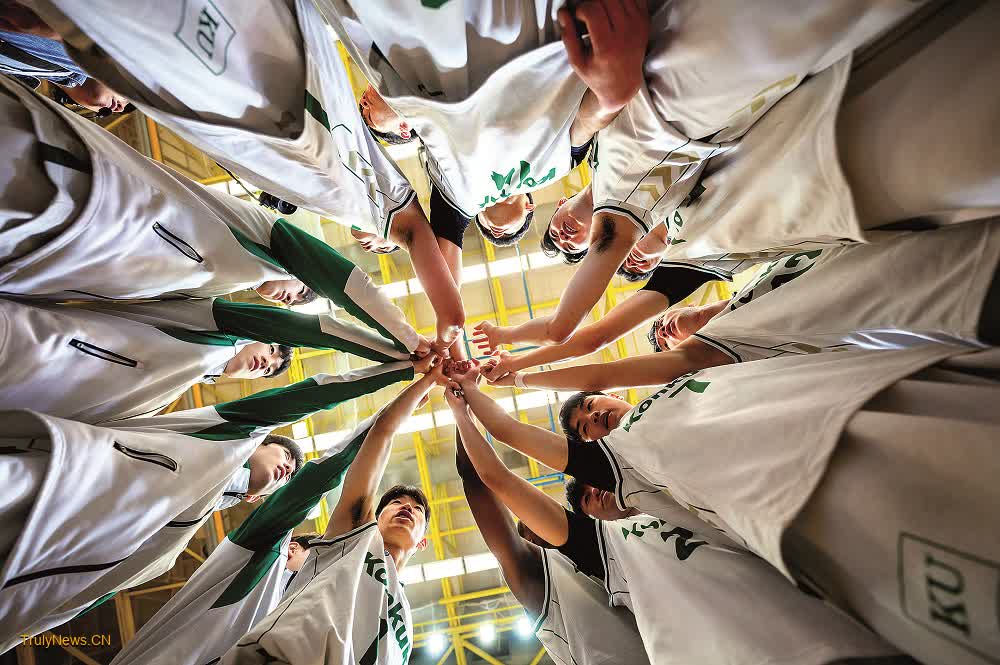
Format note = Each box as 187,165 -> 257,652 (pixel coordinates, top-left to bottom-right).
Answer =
1,0 -> 998,664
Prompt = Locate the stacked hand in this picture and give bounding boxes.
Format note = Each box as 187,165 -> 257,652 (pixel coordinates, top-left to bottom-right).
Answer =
559,0 -> 651,113
480,350 -> 519,387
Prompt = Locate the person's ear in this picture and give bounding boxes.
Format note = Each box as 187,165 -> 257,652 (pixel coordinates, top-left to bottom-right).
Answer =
244,494 -> 262,504
557,197 -> 568,207
609,392 -> 623,400
525,202 -> 536,211
416,537 -> 428,551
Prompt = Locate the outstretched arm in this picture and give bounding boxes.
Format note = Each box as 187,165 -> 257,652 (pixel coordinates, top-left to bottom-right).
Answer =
491,337 -> 732,392
391,201 -> 465,353
448,363 -> 570,472
447,389 -> 570,548
452,411 -> 545,614
476,290 -> 670,376
326,364 -> 442,537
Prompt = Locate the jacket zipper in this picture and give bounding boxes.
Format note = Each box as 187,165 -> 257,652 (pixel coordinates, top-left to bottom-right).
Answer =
68,339 -> 139,368
113,441 -> 178,472
153,222 -> 204,263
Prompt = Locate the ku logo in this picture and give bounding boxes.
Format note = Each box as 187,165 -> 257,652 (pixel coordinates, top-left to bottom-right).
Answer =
899,533 -> 1000,661
175,0 -> 236,75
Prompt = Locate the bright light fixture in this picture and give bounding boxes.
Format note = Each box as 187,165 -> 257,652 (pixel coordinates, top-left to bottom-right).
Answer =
398,565 -> 425,585
516,616 -> 533,637
478,622 -> 496,644
421,557 -> 466,582
463,552 -> 499,574
426,632 -> 447,656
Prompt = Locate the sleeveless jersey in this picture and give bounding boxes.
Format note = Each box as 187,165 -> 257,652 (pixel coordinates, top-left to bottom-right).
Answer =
596,515 -> 897,664
225,521 -> 413,665
533,549 -> 651,665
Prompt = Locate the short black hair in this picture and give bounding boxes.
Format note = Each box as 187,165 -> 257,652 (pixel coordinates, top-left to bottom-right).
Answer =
647,316 -> 665,353
274,344 -> 294,377
359,102 -> 415,145
558,390 -> 606,442
376,484 -> 431,531
290,532 -> 320,550
262,433 -> 305,475
295,287 -> 319,306
564,478 -> 586,515
540,228 -> 588,265
475,193 -> 535,247
616,264 -> 655,283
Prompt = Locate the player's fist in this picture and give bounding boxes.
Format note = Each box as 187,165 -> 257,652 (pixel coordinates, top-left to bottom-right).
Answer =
444,358 -> 481,387
413,336 -> 433,359
412,353 -> 438,375
559,0 -> 650,113
444,383 -> 469,412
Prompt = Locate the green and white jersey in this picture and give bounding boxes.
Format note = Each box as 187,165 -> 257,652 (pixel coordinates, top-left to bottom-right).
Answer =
0,362 -> 412,650
111,416 -> 377,665
0,298 -> 408,424
595,0 -> 919,254
532,549 -> 651,665
696,221 -> 1000,363
225,521 -> 413,665
596,515 -> 897,664
0,79 -> 420,342
31,0 -> 415,236
598,345 -> 970,580
333,4 -> 586,218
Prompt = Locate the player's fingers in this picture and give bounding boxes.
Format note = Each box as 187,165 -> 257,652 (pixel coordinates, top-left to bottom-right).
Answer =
558,7 -> 588,72
576,1 -> 612,57
600,0 -> 627,31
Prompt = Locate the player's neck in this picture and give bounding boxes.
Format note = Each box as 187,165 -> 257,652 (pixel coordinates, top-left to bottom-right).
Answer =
384,543 -> 411,570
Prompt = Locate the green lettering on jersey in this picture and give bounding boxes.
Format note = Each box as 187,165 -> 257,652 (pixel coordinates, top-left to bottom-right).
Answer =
481,161 -> 557,209
622,521 -> 707,561
364,551 -> 388,587
621,372 -> 711,432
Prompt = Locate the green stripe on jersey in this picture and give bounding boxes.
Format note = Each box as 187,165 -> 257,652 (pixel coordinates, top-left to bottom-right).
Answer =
156,327 -> 240,347
305,90 -> 331,131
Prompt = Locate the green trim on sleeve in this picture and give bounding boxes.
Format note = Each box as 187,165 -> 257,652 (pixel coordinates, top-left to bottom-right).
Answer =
228,425 -> 372,551
212,300 -> 401,363
211,547 -> 283,608
227,225 -> 284,269
195,365 -> 414,439
267,220 -> 408,353
155,327 -> 240,347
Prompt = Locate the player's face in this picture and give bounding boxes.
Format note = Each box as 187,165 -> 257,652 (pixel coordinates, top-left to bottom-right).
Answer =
579,484 -> 632,521
547,195 -> 591,254
567,394 -> 633,442
359,85 -> 411,140
246,442 -> 295,496
479,194 -> 535,238
378,494 -> 428,552
654,305 -> 720,351
256,278 -> 310,306
351,227 -> 399,254
285,542 -> 309,572
223,342 -> 285,379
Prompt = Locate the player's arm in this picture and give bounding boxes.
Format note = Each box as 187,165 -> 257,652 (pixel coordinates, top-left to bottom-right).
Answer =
266,219 -> 419,354
476,290 -> 669,376
325,363 -> 443,537
448,363 -> 570,472
451,410 -> 545,613
390,201 -> 466,353
491,338 -> 731,392
447,388 -> 571,548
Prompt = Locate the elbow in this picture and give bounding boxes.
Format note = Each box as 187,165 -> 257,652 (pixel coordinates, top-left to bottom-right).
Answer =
545,321 -> 576,345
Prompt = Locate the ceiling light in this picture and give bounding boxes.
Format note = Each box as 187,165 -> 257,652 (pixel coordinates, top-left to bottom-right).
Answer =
516,616 -> 533,637
421,557 -> 465,582
426,632 -> 447,656
463,552 -> 498,574
478,622 -> 496,644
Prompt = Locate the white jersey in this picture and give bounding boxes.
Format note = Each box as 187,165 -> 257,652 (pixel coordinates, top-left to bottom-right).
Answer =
331,0 -> 561,102
647,0 -> 923,141
112,416 -> 377,665
533,549 -> 651,665
697,221 -> 1000,363
224,521 -> 413,665
334,8 -> 586,218
599,345 -> 970,580
33,0 -> 415,236
596,515 -> 897,664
